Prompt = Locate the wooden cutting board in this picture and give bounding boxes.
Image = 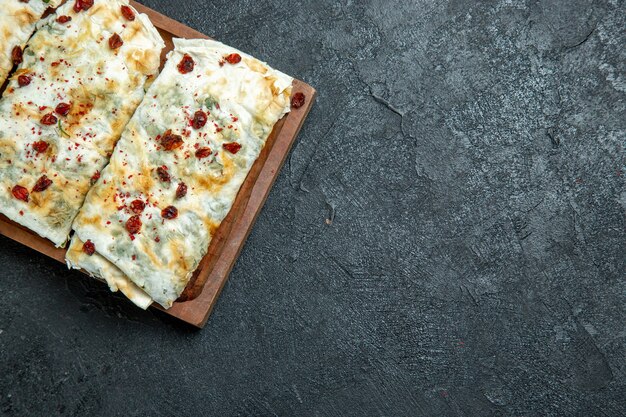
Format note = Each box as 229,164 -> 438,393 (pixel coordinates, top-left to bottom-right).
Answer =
0,1 -> 316,328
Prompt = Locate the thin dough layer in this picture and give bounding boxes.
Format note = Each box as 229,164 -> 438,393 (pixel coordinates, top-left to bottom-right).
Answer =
0,0 -> 63,85
70,38 -> 293,308
0,0 -> 164,247
66,236 -> 153,310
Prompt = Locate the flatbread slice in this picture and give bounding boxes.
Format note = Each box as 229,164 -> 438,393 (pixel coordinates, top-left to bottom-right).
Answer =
0,0 -> 63,86
66,236 -> 153,309
69,38 -> 293,308
0,0 -> 165,247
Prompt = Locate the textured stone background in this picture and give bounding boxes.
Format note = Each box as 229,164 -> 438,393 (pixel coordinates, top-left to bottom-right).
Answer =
1,0 -> 624,415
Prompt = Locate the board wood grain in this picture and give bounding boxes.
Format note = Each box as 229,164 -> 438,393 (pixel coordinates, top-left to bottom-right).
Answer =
0,1 -> 316,328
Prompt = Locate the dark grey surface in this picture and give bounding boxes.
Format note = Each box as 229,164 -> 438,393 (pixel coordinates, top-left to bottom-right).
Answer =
1,0 -> 624,415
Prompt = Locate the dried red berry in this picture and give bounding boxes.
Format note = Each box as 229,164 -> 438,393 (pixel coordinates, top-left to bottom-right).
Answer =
191,110 -> 208,129
195,147 -> 212,159
32,141 -> 49,154
224,53 -> 242,65
90,171 -> 100,184
161,206 -> 178,220
11,46 -> 23,65
176,182 -> 188,199
18,74 -> 31,87
12,185 -> 29,202
120,5 -> 135,21
55,102 -> 71,116
156,166 -> 171,183
222,142 -> 242,154
56,15 -> 72,24
109,33 -> 123,50
291,92 -> 306,109
82,240 -> 95,256
125,215 -> 142,234
40,113 -> 57,125
32,175 -> 52,192
73,0 -> 93,13
129,199 -> 145,214
160,130 -> 184,151
177,54 -> 195,74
